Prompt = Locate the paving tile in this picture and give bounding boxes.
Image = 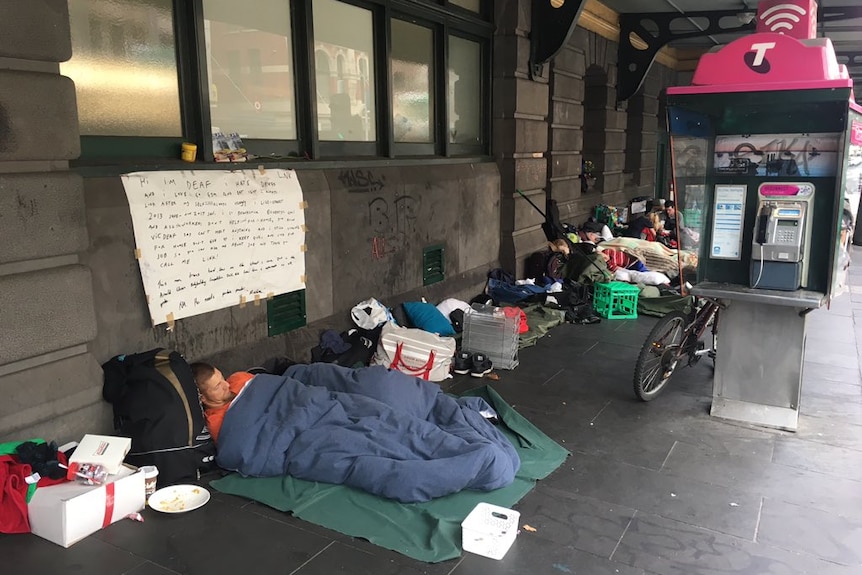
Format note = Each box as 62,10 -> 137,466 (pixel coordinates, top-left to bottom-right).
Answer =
806,313 -> 855,336
0,533 -> 145,574
513,485 -> 637,558
528,405 -> 678,471
772,436 -> 862,481
591,393 -> 777,462
661,441 -> 862,520
294,540 -> 437,575
802,347 -> 859,370
757,498 -> 862,566
802,378 -> 862,401
126,562 -> 183,575
94,498 -> 331,575
799,393 -> 862,424
796,413 -> 862,452
802,361 -> 862,385
804,338 -> 858,359
612,512 -> 859,575
452,531 -> 645,575
542,450 -> 761,539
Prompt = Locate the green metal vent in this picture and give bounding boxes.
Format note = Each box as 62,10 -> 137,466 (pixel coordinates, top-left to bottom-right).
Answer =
423,244 -> 445,286
267,289 -> 307,336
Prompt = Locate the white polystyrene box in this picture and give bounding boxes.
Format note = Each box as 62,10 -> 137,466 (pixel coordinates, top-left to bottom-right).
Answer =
27,465 -> 145,548
461,502 -> 520,560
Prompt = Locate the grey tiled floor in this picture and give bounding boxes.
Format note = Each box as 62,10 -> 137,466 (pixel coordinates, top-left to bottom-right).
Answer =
3,269 -> 862,574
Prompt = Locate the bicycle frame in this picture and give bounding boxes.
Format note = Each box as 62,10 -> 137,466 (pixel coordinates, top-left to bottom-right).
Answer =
678,296 -> 722,362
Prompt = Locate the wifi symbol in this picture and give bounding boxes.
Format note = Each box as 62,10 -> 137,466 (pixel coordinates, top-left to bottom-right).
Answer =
760,3 -> 807,33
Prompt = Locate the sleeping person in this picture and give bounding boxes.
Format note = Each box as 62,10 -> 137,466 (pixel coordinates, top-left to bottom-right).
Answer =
191,362 -> 253,444
193,361 -> 521,503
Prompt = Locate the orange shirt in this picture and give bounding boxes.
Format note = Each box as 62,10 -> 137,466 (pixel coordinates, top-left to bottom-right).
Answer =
205,371 -> 254,443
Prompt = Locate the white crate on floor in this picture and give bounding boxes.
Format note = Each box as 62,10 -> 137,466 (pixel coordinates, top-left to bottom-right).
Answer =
461,502 -> 520,560
462,303 -> 520,370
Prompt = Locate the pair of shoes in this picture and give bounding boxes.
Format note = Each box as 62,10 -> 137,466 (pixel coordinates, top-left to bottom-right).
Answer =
453,351 -> 494,378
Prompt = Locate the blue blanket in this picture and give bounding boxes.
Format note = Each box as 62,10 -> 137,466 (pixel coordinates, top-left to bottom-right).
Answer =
216,363 -> 520,503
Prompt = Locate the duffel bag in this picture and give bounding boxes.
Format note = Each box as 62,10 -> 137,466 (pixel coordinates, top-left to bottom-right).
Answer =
371,322 -> 456,381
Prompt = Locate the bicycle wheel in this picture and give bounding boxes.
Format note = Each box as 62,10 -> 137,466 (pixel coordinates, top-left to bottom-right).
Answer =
633,311 -> 689,401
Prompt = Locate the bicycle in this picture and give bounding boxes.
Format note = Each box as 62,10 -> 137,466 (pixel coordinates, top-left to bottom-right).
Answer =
632,295 -> 723,401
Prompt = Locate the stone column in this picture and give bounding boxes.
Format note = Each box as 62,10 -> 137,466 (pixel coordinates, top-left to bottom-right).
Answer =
0,0 -> 104,442
493,0 -> 550,275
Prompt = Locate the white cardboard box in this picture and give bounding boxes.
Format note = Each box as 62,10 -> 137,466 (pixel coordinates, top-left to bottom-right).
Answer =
68,434 -> 132,474
27,465 -> 145,548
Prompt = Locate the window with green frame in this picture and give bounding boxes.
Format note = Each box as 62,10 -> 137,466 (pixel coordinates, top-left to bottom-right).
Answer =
61,0 -> 492,162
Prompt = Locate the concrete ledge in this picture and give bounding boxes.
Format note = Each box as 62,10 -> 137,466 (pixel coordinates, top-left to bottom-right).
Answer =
0,352 -> 101,422
0,265 -> 97,364
0,172 -> 87,264
0,397 -> 112,444
0,70 -> 80,160
0,0 -> 71,62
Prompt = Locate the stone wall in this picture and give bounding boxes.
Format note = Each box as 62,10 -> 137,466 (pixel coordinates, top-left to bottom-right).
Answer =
0,0 -> 106,442
494,1 -> 679,275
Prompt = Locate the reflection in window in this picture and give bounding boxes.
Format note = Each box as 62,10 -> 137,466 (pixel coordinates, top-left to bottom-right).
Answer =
313,0 -> 375,142
448,36 -> 481,145
204,0 -> 296,140
450,0 -> 481,13
391,20 -> 434,143
62,0 -> 181,137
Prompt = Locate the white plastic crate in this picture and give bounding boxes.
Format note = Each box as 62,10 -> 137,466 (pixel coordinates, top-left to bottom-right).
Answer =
461,502 -> 520,560
462,304 -> 520,370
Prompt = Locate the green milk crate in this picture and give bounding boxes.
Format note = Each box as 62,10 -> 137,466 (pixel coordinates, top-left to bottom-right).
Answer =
593,282 -> 639,320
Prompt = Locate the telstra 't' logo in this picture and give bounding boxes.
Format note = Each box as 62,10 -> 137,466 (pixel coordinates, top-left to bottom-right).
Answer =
744,42 -> 776,73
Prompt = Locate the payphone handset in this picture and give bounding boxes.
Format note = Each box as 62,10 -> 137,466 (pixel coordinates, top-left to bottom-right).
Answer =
750,183 -> 815,290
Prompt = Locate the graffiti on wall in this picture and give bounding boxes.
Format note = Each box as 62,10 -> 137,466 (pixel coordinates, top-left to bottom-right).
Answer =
714,133 -> 839,177
368,194 -> 419,259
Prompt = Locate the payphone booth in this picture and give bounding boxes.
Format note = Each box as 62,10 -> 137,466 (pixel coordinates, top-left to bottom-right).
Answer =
665,4 -> 861,430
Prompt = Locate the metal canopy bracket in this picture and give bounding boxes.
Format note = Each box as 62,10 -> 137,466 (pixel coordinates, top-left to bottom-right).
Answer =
530,0 -> 587,79
617,10 -> 754,102
617,5 -> 862,102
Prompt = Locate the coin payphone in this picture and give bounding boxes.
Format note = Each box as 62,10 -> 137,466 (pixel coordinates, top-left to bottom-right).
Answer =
750,183 -> 815,291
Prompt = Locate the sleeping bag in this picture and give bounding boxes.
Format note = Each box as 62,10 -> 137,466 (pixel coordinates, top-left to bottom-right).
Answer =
216,363 -> 520,503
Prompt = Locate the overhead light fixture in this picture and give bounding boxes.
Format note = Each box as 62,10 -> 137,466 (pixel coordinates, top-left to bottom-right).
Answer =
737,11 -> 756,25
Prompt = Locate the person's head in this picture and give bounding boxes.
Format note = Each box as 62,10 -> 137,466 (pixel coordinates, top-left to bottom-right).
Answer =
191,362 -> 233,408
548,239 -> 570,256
665,200 -> 676,217
582,221 -> 603,243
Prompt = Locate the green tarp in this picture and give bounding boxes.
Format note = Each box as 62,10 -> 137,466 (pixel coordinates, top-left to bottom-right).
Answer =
210,385 -> 569,563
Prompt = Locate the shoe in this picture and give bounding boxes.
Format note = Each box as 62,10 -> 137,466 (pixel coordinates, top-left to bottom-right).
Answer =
470,353 -> 493,378
453,350 -> 472,375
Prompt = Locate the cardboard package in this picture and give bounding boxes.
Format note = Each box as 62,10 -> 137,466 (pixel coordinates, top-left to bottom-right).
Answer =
68,434 -> 132,474
27,465 -> 145,547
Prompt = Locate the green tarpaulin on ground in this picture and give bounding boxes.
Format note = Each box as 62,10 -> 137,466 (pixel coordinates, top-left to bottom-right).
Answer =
210,385 -> 569,563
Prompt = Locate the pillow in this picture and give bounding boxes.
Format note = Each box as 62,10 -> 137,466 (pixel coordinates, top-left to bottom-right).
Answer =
436,298 -> 471,318
614,268 -> 671,286
402,301 -> 456,336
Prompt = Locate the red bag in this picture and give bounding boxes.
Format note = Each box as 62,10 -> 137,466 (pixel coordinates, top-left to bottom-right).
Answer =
503,307 -> 529,334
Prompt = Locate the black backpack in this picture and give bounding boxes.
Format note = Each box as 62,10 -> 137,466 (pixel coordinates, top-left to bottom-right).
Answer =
101,348 -> 216,486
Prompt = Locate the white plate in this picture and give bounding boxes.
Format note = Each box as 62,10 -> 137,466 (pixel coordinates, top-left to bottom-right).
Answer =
148,484 -> 211,514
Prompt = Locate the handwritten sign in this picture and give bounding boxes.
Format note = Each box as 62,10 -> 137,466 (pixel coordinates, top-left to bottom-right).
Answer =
121,169 -> 306,326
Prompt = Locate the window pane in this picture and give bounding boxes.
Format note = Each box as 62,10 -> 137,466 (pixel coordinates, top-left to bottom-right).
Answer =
62,0 -> 181,137
391,20 -> 433,143
450,0 -> 481,13
313,0 -> 375,142
448,36 -> 482,145
204,1 -> 296,140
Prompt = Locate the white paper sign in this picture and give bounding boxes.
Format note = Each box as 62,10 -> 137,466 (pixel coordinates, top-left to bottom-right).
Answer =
710,185 -> 746,260
121,169 -> 306,325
